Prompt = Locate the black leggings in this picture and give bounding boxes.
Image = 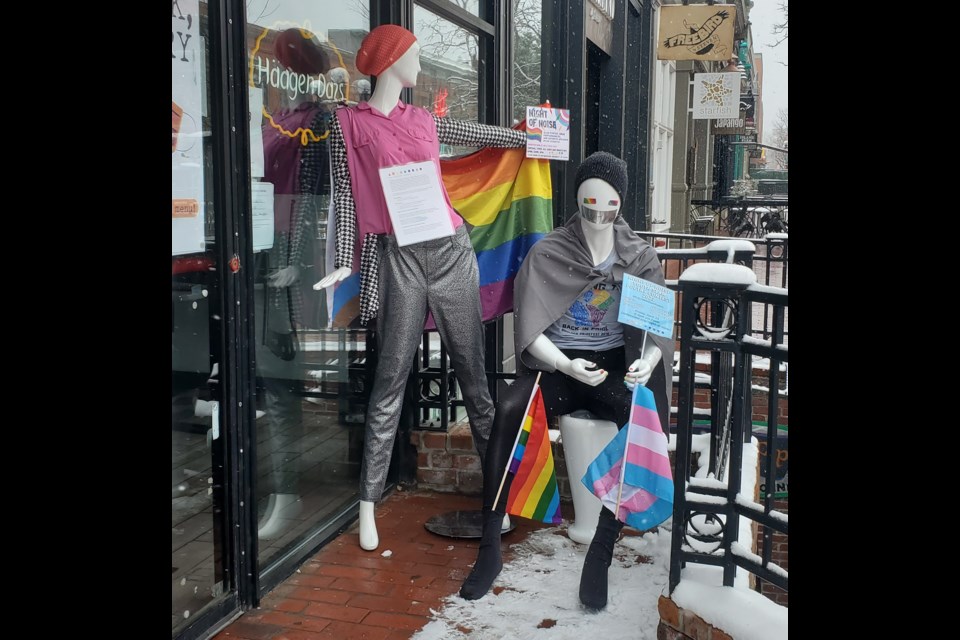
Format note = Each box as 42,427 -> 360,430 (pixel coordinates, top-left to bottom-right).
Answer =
482,347 -> 632,511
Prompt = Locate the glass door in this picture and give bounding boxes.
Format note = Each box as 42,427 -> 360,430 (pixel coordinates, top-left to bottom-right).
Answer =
172,0 -> 237,635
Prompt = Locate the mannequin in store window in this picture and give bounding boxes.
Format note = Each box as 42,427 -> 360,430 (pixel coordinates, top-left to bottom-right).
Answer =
255,28 -> 333,538
458,152 -> 674,610
313,24 -> 527,551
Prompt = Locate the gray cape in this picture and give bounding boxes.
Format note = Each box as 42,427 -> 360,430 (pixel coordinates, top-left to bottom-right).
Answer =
514,212 -> 675,432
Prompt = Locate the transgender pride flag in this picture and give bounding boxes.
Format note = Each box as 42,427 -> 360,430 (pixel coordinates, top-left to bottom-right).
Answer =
581,384 -> 673,530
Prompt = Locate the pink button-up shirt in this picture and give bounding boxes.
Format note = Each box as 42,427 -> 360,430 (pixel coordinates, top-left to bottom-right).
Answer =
335,101 -> 464,238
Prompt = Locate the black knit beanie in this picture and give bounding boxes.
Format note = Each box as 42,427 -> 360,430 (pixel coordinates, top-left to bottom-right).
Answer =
574,151 -> 628,203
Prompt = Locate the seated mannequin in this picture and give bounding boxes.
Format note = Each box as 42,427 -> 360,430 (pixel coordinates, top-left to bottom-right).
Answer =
313,25 -> 527,551
458,152 -> 674,611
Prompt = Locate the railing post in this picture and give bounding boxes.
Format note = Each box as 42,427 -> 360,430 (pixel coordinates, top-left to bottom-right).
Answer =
670,262 -> 757,594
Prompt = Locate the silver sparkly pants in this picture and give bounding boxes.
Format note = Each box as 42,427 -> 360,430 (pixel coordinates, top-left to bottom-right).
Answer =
360,225 -> 493,502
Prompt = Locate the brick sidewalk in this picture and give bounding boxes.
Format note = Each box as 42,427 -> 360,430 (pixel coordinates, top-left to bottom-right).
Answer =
214,489 -> 552,640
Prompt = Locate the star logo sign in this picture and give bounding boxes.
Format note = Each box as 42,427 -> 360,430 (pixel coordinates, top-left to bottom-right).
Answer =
700,76 -> 732,108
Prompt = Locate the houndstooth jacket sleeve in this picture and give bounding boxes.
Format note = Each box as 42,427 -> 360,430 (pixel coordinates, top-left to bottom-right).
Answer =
433,116 -> 527,148
330,114 -> 356,271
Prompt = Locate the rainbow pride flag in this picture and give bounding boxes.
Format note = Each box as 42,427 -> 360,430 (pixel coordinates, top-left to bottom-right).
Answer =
328,125 -> 553,329
434,134 -> 553,326
581,384 -> 673,530
504,385 -> 562,524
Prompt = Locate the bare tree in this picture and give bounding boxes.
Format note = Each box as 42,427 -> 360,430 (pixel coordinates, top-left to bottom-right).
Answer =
769,107 -> 788,170
771,1 -> 788,47
512,0 -> 543,123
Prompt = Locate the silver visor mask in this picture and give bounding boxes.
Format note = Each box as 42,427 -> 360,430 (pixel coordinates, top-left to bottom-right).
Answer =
578,202 -> 619,225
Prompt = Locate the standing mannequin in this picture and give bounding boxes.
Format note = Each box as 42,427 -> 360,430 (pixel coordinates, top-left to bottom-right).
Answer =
458,152 -> 674,610
314,24 -> 526,551
254,28 -> 332,539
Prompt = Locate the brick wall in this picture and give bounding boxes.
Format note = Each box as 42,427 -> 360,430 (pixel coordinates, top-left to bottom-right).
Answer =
755,497 -> 788,607
410,422 -> 576,504
657,596 -> 735,640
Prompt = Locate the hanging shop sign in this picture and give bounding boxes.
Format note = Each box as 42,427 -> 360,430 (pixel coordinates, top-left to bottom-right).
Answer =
586,0 -> 615,56
657,4 -> 737,61
172,0 -> 207,256
692,72 -> 741,119
712,111 -> 747,135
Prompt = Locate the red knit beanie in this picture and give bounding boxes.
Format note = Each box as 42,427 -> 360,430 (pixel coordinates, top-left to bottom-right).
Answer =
356,25 -> 417,77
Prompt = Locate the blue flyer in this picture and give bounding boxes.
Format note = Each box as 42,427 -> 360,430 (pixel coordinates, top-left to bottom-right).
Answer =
617,273 -> 675,338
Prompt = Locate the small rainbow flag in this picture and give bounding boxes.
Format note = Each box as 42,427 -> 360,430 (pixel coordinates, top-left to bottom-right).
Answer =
329,123 -> 553,329
526,126 -> 543,142
581,384 -> 673,530
583,197 -> 597,204
502,384 -> 562,524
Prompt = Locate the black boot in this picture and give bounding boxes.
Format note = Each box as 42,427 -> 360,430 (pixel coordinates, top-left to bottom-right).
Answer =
459,510 -> 505,600
578,507 -> 624,610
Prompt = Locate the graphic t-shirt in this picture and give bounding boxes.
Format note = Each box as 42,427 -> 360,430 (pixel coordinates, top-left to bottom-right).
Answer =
542,249 -> 624,351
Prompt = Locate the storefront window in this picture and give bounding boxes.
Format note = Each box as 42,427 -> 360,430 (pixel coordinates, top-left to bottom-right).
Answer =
512,0 -> 542,124
413,4 -> 480,157
245,0 -> 369,570
172,0 -> 230,633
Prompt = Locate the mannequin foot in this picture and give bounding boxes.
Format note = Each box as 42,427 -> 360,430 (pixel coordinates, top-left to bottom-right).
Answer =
258,493 -> 301,540
359,500 -> 379,551
459,511 -> 504,600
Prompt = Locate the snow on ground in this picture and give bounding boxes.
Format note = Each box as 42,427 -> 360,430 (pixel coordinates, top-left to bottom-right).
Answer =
412,525 -> 673,640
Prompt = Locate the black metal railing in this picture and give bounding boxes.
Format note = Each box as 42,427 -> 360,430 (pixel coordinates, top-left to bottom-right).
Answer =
669,261 -> 788,596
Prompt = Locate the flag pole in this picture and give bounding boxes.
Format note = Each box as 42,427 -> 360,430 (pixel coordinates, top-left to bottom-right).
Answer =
493,371 -> 543,510
615,336 -> 646,519
614,384 -> 637,520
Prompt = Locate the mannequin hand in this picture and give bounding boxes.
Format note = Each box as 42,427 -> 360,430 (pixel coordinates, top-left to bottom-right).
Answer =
313,267 -> 351,290
268,265 -> 300,288
624,345 -> 662,390
624,358 -> 654,390
558,358 -> 609,387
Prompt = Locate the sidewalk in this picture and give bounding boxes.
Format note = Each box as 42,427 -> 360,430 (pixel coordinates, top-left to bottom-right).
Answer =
214,489 -> 554,640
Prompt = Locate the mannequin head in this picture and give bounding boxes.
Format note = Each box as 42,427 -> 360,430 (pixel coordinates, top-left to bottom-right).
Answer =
378,41 -> 421,88
574,151 -> 628,228
576,178 -> 620,227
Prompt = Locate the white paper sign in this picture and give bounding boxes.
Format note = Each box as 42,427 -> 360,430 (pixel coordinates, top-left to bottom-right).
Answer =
249,87 -> 265,179
692,72 -> 741,119
172,0 -> 206,256
525,106 -> 570,160
377,161 -> 454,247
252,181 -> 275,252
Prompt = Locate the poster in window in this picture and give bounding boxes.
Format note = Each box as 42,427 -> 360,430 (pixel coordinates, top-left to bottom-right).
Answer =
172,0 -> 206,256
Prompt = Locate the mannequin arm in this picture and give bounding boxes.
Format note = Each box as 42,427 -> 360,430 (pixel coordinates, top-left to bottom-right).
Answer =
329,114 -> 357,273
624,340 -> 663,389
313,266 -> 351,290
527,334 -> 608,387
433,116 -> 527,149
